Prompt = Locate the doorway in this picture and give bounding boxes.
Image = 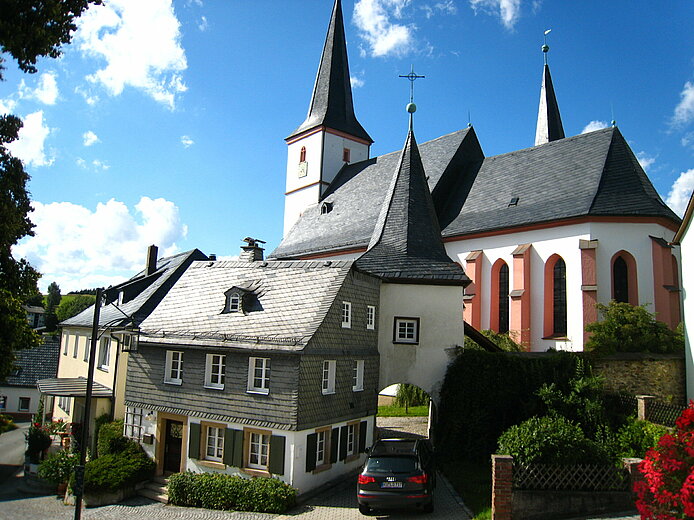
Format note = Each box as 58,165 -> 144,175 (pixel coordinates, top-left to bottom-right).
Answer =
163,419 -> 183,473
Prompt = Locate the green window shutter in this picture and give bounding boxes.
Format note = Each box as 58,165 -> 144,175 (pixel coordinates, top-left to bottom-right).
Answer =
339,425 -> 348,461
330,428 -> 339,464
223,428 -> 240,467
358,421 -> 368,453
232,429 -> 243,468
188,422 -> 201,460
306,433 -> 317,472
269,435 -> 286,475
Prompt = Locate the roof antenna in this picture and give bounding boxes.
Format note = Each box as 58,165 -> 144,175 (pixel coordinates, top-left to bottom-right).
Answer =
399,65 -> 425,130
542,29 -> 551,65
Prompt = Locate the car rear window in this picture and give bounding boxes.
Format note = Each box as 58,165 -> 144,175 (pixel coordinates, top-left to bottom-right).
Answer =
365,456 -> 418,474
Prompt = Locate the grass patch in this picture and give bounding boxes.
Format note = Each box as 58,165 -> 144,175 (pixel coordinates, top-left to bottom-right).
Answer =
440,456 -> 491,520
377,405 -> 429,417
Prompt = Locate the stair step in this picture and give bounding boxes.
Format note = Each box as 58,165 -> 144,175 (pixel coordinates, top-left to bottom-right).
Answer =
138,486 -> 168,503
153,476 -> 169,485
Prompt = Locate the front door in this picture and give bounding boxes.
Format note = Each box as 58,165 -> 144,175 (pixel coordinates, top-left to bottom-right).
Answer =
164,420 -> 183,473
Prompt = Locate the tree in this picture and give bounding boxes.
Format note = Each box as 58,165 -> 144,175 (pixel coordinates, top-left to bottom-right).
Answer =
44,281 -> 61,331
56,294 -> 96,322
585,301 -> 684,356
394,384 -> 429,413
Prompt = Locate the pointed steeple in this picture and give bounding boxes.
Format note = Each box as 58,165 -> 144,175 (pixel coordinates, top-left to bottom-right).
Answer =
287,0 -> 372,143
355,130 -> 469,286
534,44 -> 565,146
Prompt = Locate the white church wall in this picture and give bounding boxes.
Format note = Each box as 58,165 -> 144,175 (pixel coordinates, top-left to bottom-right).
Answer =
677,220 -> 694,400
321,132 -> 369,186
285,132 -> 323,194
377,283 -> 464,401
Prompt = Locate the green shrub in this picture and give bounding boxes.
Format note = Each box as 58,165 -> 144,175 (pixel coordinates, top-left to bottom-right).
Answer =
586,301 -> 684,355
0,414 -> 17,434
168,472 -> 296,513
80,441 -> 154,493
38,449 -> 78,484
605,416 -> 669,460
96,419 -> 125,457
497,415 -> 611,466
25,422 -> 52,463
394,384 -> 429,410
464,329 -> 524,352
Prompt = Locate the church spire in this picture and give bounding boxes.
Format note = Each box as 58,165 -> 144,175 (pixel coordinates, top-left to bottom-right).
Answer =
287,0 -> 372,143
534,31 -> 565,146
355,128 -> 469,286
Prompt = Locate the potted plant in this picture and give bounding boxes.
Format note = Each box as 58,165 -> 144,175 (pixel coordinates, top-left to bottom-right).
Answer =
25,422 -> 52,466
38,449 -> 78,494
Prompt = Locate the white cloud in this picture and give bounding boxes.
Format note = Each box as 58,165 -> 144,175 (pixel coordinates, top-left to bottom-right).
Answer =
92,159 -> 110,170
636,151 -> 656,172
353,0 -> 414,57
6,111 -> 54,167
14,197 -> 188,292
581,120 -> 610,134
682,131 -> 694,150
83,130 -> 100,146
197,16 -> 208,31
19,72 -> 59,105
672,81 -> 694,127
180,135 -> 194,148
0,97 -> 17,114
75,0 -> 187,109
350,75 -> 365,88
435,1 -> 458,15
666,168 -> 694,217
75,85 -> 99,106
469,0 -> 522,30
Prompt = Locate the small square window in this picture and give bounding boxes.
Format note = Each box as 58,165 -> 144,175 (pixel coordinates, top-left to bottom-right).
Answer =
165,350 -> 183,385
341,301 -> 351,329
343,148 -> 351,163
352,360 -> 364,392
322,360 -> 336,395
393,317 -> 420,344
205,354 -> 226,390
18,397 -> 30,412
366,305 -> 376,330
247,357 -> 270,394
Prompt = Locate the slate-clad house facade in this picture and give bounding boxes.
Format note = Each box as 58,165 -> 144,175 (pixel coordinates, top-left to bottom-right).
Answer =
124,257 -> 381,492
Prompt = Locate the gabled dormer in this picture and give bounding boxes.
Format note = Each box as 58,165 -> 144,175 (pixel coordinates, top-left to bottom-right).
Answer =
222,283 -> 264,315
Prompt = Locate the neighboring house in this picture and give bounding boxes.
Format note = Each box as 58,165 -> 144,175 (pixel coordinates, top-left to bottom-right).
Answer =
274,0 -> 681,352
24,305 -> 46,330
37,246 -> 207,444
0,337 -> 59,420
672,191 -> 694,401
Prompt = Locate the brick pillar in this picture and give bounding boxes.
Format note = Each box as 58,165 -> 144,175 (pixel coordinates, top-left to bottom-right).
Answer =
636,395 -> 655,421
510,244 -> 532,348
492,454 -> 513,520
579,239 -> 598,346
464,250 -> 483,329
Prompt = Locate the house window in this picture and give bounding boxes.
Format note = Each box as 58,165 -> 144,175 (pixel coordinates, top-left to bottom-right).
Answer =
343,148 -> 351,163
124,407 -> 143,441
346,423 -> 356,457
97,337 -> 111,370
84,336 -> 91,362
164,350 -> 183,385
299,146 -> 306,163
322,360 -> 336,395
247,357 -> 270,394
205,354 -> 226,390
316,429 -> 328,466
0,396 -> 6,409
352,360 -> 364,392
72,335 -> 79,358
63,333 -> 69,355
366,305 -> 376,330
205,424 -> 224,462
18,397 -> 30,412
248,431 -> 270,470
341,301 -> 351,328
393,317 -> 420,344
229,293 -> 241,312
498,263 -> 510,334
58,396 -> 71,413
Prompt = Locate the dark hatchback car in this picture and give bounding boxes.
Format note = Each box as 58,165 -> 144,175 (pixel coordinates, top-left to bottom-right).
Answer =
357,438 -> 436,515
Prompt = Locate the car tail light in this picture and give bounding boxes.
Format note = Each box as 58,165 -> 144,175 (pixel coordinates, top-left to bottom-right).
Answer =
358,475 -> 376,484
407,474 -> 428,484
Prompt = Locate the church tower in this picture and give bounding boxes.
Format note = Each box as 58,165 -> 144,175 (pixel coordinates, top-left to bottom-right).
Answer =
283,0 -> 372,236
534,36 -> 565,146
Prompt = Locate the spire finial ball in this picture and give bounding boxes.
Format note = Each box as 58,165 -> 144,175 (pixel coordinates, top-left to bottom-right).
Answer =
542,44 -> 549,53
406,102 -> 417,114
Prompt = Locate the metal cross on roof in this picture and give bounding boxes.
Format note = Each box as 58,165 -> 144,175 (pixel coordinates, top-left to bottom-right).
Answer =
399,65 -> 425,104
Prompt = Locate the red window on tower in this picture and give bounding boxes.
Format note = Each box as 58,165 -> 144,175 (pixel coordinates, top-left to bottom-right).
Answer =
300,146 -> 306,163
343,148 -> 350,163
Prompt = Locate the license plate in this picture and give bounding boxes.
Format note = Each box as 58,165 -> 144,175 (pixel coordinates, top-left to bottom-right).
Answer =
381,481 -> 403,488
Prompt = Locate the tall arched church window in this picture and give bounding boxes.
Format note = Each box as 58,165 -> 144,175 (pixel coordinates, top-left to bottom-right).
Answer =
610,251 -> 638,306
490,259 -> 510,334
498,263 -> 510,333
553,258 -> 567,336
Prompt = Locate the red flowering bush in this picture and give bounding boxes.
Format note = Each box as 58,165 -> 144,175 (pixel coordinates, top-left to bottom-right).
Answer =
634,401 -> 694,519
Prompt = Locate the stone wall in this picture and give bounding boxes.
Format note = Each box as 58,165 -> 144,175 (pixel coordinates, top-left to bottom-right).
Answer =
593,353 -> 686,404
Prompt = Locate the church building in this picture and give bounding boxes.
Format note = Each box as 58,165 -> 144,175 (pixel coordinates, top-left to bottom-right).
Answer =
272,0 -> 682,352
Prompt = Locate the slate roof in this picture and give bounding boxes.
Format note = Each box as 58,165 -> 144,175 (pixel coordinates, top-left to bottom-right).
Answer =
272,127 -> 679,259
61,249 -> 207,329
355,130 -> 469,285
286,0 -> 372,143
535,64 -> 565,145
139,259 -> 356,349
3,337 -> 60,387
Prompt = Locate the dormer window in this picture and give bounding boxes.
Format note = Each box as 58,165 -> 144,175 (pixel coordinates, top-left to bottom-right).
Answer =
229,293 -> 241,312
321,202 -> 333,215
223,284 -> 263,315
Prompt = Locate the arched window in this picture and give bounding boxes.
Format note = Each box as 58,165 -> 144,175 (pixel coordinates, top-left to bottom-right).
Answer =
544,254 -> 567,338
611,251 -> 638,305
299,146 -> 306,163
490,259 -> 510,334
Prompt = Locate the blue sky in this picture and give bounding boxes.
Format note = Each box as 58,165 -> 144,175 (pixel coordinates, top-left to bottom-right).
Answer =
3,0 -> 693,292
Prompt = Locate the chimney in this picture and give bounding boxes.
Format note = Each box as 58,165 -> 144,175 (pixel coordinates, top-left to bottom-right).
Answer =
209,254 -> 217,261
240,237 -> 265,262
146,245 -> 158,275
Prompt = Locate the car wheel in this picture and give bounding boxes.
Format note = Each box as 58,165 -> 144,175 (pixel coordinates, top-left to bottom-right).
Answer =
422,500 -> 434,514
359,504 -> 371,515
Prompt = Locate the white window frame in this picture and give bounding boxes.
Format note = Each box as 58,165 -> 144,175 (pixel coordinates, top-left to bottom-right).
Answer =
229,293 -> 241,312
316,429 -> 327,466
84,336 -> 91,362
346,423 -> 356,457
352,360 -> 364,392
58,396 -> 71,413
322,360 -> 336,395
72,334 -> 79,358
0,395 -> 6,410
164,350 -> 183,385
341,301 -> 351,328
247,431 -> 270,470
394,317 -> 420,344
63,332 -> 69,355
205,425 -> 224,462
124,406 -> 143,441
247,357 -> 270,394
97,337 -> 111,370
367,305 -> 376,330
205,354 -> 226,390
18,397 -> 30,412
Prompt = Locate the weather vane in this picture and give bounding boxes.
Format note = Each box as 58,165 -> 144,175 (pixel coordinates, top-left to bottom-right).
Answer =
542,29 -> 552,65
399,65 -> 425,128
